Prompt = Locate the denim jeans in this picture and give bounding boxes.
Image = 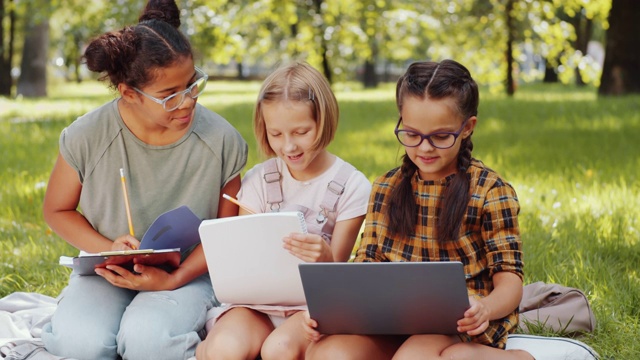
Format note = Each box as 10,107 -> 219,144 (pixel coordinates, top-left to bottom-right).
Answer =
41,272 -> 214,360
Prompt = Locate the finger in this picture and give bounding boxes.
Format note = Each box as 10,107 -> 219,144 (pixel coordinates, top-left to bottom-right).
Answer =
95,268 -> 127,288
125,236 -> 141,250
283,238 -> 319,252
465,322 -> 489,336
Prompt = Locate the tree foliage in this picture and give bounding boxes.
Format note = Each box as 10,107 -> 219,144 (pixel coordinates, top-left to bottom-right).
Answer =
0,0 -> 626,97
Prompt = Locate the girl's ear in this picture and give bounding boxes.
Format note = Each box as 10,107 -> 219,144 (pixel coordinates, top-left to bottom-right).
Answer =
462,116 -> 477,138
118,83 -> 139,105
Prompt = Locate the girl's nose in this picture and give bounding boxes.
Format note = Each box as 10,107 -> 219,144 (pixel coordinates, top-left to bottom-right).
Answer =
284,136 -> 297,152
418,137 -> 435,151
178,94 -> 196,110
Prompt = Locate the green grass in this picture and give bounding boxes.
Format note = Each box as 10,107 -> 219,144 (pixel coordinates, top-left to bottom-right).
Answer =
1,81 -> 639,358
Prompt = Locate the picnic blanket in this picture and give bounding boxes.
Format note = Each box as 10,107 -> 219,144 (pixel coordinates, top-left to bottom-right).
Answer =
0,292 -> 63,360
0,291 -> 599,360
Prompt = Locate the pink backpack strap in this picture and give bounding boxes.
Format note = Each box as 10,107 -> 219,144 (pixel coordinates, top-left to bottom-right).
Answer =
263,158 -> 283,211
316,162 -> 356,224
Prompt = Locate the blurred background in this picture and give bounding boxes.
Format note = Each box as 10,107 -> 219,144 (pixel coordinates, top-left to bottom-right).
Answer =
1,0 -> 638,98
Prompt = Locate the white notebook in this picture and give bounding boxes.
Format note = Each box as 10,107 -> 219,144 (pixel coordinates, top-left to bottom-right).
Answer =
199,211 -> 308,306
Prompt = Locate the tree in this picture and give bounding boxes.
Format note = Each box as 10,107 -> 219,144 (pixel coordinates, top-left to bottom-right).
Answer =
598,0 -> 640,95
16,14 -> 49,97
0,0 -> 17,97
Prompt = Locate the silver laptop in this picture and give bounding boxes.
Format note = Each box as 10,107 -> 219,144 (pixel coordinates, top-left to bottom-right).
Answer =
298,261 -> 470,335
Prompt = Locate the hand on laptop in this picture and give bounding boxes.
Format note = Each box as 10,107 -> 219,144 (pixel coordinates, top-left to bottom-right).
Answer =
456,296 -> 490,336
302,310 -> 324,342
283,232 -> 333,262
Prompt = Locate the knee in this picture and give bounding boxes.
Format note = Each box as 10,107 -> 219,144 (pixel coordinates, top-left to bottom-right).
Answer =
440,342 -> 476,360
261,333 -> 300,360
196,332 -> 250,360
306,339 -> 351,360
42,327 -> 117,360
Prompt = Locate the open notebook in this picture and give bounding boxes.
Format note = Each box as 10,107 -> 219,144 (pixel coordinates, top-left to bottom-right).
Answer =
299,261 -> 470,335
199,211 -> 308,306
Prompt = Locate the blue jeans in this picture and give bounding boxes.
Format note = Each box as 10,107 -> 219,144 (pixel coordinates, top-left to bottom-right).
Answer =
41,272 -> 214,360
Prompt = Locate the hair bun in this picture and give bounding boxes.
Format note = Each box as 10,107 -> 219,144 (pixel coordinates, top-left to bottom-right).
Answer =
138,0 -> 181,28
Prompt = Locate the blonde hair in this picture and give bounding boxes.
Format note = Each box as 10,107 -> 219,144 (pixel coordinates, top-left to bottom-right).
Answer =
253,62 -> 338,157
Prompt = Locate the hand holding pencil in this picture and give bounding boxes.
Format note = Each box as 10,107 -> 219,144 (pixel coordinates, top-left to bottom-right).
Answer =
120,168 -> 137,249
222,193 -> 257,214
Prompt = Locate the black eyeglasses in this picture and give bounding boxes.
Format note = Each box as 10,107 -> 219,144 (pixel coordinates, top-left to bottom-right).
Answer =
394,117 -> 468,149
134,67 -> 208,112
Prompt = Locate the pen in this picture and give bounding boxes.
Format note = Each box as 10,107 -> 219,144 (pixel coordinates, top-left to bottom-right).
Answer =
120,168 -> 136,247
222,193 -> 257,214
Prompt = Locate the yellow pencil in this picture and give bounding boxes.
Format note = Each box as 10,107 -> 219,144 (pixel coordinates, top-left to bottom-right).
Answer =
119,168 -> 136,240
222,193 -> 257,214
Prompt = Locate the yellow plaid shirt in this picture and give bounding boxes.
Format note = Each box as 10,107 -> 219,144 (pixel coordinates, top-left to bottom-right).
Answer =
355,159 -> 523,348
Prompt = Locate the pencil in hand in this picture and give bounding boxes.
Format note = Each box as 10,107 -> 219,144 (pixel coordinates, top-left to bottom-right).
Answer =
119,168 -> 136,248
222,193 -> 257,214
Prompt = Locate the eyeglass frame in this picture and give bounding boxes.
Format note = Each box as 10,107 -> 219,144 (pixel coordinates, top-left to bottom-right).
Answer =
394,117 -> 469,149
133,66 -> 208,112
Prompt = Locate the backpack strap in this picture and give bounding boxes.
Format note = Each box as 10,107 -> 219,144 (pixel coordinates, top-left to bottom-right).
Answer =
262,158 -> 356,220
316,162 -> 356,224
263,158 -> 283,211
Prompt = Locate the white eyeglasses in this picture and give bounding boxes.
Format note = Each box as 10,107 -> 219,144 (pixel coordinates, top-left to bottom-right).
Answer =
134,67 -> 208,112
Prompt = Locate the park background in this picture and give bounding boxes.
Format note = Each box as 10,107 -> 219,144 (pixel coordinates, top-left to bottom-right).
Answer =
1,0 -> 640,358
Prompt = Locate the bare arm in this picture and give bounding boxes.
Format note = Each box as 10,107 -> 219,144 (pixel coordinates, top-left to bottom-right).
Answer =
43,153 -> 118,253
327,215 -> 365,262
457,271 -> 523,335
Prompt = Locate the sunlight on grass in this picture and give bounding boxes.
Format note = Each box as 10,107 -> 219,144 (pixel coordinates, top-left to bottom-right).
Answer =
1,80 -> 640,357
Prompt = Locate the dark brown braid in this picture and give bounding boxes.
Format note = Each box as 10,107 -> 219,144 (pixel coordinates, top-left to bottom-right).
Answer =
388,153 -> 419,235
437,136 -> 474,242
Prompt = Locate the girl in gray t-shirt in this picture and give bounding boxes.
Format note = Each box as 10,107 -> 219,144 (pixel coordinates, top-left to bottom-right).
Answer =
41,1 -> 247,359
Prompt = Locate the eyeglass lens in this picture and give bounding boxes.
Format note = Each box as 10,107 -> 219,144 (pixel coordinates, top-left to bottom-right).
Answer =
164,76 -> 207,111
396,131 -> 455,148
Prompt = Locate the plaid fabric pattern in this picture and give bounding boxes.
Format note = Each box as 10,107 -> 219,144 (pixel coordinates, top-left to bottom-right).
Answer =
355,159 -> 523,349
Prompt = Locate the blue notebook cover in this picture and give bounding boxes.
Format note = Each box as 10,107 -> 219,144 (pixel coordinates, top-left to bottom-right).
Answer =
139,205 -> 202,251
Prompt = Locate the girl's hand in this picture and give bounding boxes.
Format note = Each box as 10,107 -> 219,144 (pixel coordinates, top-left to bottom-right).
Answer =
95,264 -> 174,291
283,232 -> 333,262
303,311 -> 324,342
457,296 -> 490,336
111,234 -> 140,251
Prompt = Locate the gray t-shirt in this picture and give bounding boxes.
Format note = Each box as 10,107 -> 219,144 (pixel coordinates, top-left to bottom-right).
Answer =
59,99 -> 247,242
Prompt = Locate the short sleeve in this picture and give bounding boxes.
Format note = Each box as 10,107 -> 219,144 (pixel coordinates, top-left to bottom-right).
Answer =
482,181 -> 523,279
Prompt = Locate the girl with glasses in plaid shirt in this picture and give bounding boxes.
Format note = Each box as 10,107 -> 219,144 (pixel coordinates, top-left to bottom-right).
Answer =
303,60 -> 534,360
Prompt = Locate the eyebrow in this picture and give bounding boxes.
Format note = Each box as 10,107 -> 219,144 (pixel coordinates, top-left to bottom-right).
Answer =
402,123 -> 457,134
153,70 -> 198,95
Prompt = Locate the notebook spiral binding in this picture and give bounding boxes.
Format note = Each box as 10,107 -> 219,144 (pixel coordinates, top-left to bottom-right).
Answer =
296,211 -> 308,234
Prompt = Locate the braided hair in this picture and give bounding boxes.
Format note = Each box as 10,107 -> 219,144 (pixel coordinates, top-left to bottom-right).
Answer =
387,60 -> 479,242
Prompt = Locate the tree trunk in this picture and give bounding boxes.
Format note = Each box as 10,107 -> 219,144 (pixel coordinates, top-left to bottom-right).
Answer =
312,0 -> 332,84
598,0 -> 640,96
0,0 -> 17,97
505,0 -> 516,96
236,62 -> 245,80
572,9 -> 593,86
17,18 -> 49,97
362,60 -> 378,88
543,60 -> 559,83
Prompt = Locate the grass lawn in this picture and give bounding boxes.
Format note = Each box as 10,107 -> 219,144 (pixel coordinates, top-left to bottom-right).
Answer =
1,80 -> 639,358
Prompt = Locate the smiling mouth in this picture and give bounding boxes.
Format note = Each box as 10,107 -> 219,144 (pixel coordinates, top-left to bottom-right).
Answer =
287,154 -> 303,161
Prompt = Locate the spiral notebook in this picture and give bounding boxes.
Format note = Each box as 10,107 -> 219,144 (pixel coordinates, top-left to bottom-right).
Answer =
199,211 -> 308,306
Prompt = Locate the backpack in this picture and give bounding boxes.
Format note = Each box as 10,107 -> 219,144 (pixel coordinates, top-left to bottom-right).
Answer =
519,282 -> 596,335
